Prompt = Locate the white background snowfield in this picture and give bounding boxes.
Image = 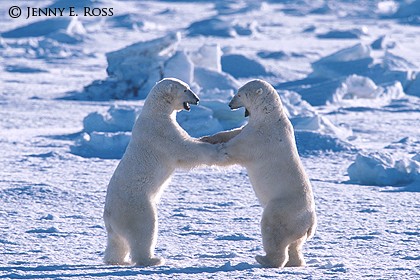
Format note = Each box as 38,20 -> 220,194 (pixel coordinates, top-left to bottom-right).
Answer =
0,0 -> 419,279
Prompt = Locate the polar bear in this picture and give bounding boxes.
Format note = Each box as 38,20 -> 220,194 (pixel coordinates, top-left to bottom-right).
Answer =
103,78 -> 224,266
202,79 -> 317,268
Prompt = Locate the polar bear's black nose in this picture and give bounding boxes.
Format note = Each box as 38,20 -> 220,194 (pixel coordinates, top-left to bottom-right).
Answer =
188,89 -> 199,105
228,99 -> 238,109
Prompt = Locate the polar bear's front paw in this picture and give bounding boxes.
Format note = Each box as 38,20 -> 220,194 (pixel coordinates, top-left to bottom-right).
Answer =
134,257 -> 165,267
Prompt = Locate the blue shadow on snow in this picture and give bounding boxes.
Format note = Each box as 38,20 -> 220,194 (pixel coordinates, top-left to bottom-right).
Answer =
0,262 -> 259,279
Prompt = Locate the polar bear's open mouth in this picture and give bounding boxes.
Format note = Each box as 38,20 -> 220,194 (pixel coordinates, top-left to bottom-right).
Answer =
183,102 -> 191,111
245,109 -> 250,117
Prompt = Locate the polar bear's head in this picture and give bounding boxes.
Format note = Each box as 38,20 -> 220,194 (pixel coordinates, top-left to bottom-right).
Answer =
148,78 -> 199,112
229,79 -> 282,117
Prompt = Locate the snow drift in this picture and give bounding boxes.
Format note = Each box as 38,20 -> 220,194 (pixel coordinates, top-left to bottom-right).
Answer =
379,0 -> 420,25
70,106 -> 136,159
70,131 -> 131,159
277,43 -> 419,105
1,18 -> 86,39
187,17 -> 258,38
348,152 -> 420,187
1,16 -> 86,59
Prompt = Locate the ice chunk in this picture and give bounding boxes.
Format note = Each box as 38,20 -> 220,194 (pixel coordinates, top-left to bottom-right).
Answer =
221,54 -> 272,78
2,18 -> 85,39
233,21 -> 258,36
71,105 -> 138,158
331,75 -> 405,105
371,35 -> 387,50
215,1 -> 265,15
368,50 -> 417,90
310,2 -> 333,15
317,27 -> 368,39
188,17 -> 257,38
2,18 -> 70,38
385,137 -> 420,153
311,43 -> 373,79
383,50 -> 417,71
83,106 -> 137,133
280,90 -> 353,140
65,17 -> 86,35
348,152 -> 420,186
106,32 -> 180,82
393,0 -> 420,18
5,65 -> 47,73
71,132 -> 131,159
379,0 -> 420,25
106,13 -> 146,30
295,131 -> 355,155
199,88 -> 234,101
82,32 -> 180,100
257,50 -> 288,60
190,44 -> 222,72
0,36 -> 6,48
188,18 -> 236,38
332,75 -> 379,100
177,105 -> 224,138
49,17 -> 86,44
376,1 -> 399,16
278,42 -> 417,105
200,99 -> 246,130
163,50 -> 194,85
406,73 -> 420,97
31,38 -> 74,58
194,67 -> 240,93
71,35 -> 241,101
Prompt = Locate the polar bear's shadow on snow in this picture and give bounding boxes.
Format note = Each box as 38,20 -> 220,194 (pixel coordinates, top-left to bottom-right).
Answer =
1,263 -> 262,278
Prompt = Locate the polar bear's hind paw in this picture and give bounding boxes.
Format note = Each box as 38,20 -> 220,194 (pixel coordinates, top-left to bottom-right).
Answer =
104,260 -> 132,266
255,254 -> 285,268
134,257 -> 165,267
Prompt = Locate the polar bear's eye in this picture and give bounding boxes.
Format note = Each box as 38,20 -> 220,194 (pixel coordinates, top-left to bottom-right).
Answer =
184,89 -> 187,93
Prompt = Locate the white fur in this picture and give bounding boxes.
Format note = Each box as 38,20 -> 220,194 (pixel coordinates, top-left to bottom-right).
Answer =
202,79 -> 317,268
103,78 -> 224,266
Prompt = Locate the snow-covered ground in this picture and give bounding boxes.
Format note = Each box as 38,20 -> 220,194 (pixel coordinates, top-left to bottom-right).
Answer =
1,0 -> 419,279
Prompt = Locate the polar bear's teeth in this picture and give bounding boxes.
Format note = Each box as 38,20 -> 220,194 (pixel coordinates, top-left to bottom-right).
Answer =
183,102 -> 191,111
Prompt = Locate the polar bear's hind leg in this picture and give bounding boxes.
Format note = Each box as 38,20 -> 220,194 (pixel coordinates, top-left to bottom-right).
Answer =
104,223 -> 130,265
257,199 -> 307,268
126,201 -> 165,266
285,236 -> 306,267
255,245 -> 290,268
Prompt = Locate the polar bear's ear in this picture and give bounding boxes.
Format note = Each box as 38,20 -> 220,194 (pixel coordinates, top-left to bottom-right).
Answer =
256,88 -> 263,95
